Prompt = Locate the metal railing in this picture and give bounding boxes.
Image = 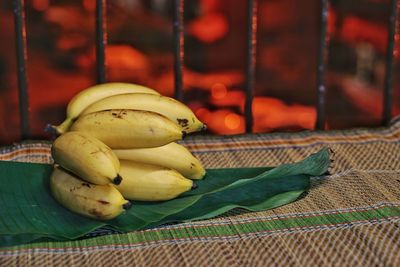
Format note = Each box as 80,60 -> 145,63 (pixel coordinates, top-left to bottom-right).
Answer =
11,0 -> 399,139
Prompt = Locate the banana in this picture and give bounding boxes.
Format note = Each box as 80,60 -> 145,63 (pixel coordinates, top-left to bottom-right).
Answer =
50,166 -> 131,220
70,109 -> 185,149
49,83 -> 160,135
51,131 -> 122,185
81,93 -> 206,133
113,142 -> 206,180
114,160 -> 195,201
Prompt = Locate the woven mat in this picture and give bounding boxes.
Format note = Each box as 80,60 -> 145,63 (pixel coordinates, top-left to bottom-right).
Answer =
1,117 -> 400,267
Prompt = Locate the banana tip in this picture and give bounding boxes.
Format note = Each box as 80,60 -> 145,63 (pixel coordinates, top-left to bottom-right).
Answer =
182,131 -> 187,139
113,175 -> 123,185
123,201 -> 132,210
191,182 -> 198,190
201,124 -> 207,131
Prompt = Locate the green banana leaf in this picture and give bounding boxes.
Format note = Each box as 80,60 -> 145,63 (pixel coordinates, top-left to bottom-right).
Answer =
0,148 -> 330,247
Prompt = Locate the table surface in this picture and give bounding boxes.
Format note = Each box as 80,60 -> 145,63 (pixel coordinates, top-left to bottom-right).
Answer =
1,116 -> 400,267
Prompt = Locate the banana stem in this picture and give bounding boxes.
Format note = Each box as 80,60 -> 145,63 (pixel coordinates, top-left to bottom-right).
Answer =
45,118 -> 74,136
57,118 -> 74,134
44,124 -> 58,137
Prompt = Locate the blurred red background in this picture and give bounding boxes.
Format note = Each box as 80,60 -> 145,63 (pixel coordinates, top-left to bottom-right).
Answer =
0,0 -> 399,145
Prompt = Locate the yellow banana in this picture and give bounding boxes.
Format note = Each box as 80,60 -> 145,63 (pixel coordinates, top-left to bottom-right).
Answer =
50,166 -> 131,220
81,93 -> 206,133
70,109 -> 185,149
50,83 -> 160,135
114,160 -> 195,201
51,131 -> 122,185
113,142 -> 206,180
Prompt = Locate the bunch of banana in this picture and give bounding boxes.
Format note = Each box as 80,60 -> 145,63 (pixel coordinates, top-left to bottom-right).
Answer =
48,82 -> 207,221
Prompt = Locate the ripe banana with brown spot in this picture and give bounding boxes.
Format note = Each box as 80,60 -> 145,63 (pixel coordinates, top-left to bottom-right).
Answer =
114,160 -> 195,201
113,142 -> 206,180
49,83 -> 160,135
70,109 -> 185,149
81,93 -> 206,133
51,131 -> 122,185
50,166 -> 131,220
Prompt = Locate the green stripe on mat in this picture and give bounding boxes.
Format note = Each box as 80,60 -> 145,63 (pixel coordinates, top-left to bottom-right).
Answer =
1,205 -> 399,252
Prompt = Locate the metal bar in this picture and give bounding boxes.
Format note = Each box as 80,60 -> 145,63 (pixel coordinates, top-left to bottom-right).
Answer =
173,0 -> 184,101
315,0 -> 329,130
382,0 -> 398,126
244,0 -> 258,133
12,0 -> 30,138
96,0 -> 107,84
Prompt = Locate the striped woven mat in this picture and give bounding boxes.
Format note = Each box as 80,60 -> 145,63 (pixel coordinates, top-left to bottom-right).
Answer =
1,117 -> 400,267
